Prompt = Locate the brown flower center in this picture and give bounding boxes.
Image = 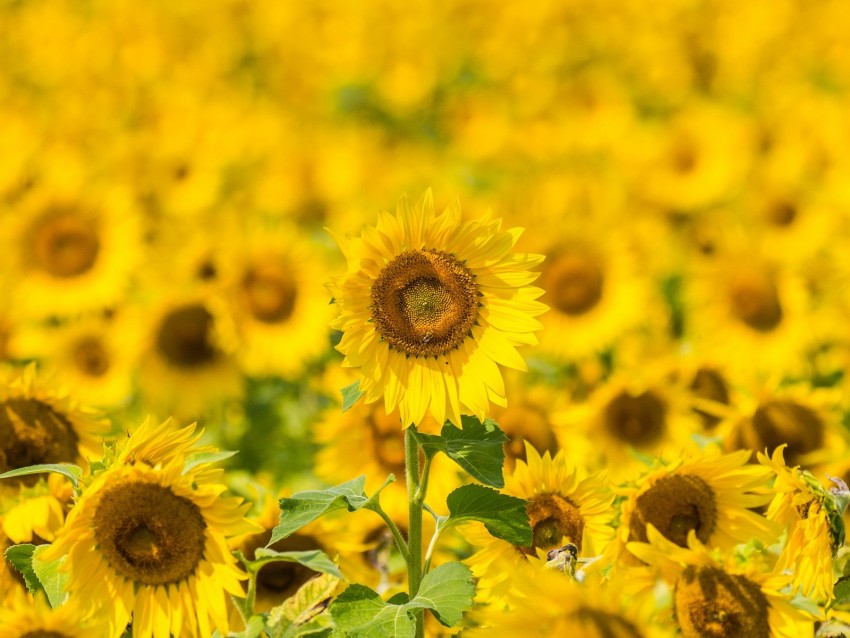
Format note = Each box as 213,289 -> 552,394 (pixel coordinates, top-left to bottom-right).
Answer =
542,251 -> 604,316
569,607 -> 645,638
371,249 -> 479,357
28,210 -> 100,278
241,264 -> 298,324
743,400 -> 824,466
244,530 -> 325,611
155,304 -> 219,368
766,200 -> 797,227
629,474 -> 717,547
366,408 -> 406,475
674,566 -> 769,638
94,482 -> 206,586
73,336 -> 110,377
21,632 -> 73,638
521,493 -> 584,555
728,271 -> 783,332
604,390 -> 667,448
499,404 -> 559,472
689,368 -> 730,430
0,398 -> 80,487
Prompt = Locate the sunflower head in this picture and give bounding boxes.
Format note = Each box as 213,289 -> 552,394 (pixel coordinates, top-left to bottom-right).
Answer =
330,190 -> 546,426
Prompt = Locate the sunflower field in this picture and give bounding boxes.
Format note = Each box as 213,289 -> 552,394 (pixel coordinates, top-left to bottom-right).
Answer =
3,0 -> 850,636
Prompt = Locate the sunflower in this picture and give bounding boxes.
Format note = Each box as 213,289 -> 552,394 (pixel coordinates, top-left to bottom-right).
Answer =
610,448 -> 779,569
329,189 -> 546,427
313,399 -> 458,523
0,590 -> 106,638
464,444 -> 614,601
216,219 -> 334,378
42,455 -> 259,638
136,292 -> 242,420
467,567 -> 672,638
627,525 -> 815,638
0,526 -> 26,607
0,364 -> 111,542
758,446 -> 844,602
1,179 -> 142,320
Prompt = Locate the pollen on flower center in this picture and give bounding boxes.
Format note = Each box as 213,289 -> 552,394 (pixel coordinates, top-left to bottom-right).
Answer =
94,482 -> 206,586
73,336 -> 110,377
371,249 -> 479,357
241,264 -> 297,323
674,565 -> 769,638
543,251 -> 604,316
0,398 -> 79,487
728,271 -> 783,332
155,304 -> 219,368
604,390 -> 667,447
629,474 -> 718,547
28,210 -> 100,278
521,493 -> 585,554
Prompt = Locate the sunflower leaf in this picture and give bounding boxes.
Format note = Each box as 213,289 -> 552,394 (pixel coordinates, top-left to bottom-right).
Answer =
224,614 -> 266,638
0,463 -> 82,487
4,544 -> 43,596
269,477 -> 370,545
267,573 -> 339,638
183,450 -> 238,474
828,575 -> 850,612
415,416 -> 507,487
443,484 -> 531,546
32,545 -> 68,607
251,549 -> 344,580
329,562 -> 474,635
340,381 -> 363,412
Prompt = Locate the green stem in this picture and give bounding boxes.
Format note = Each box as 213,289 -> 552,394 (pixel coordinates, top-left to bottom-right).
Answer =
405,426 -> 425,638
370,501 -> 412,563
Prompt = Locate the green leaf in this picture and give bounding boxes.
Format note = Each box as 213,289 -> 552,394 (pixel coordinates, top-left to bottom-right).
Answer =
329,562 -> 475,635
269,477 -> 370,545
444,484 -> 531,546
828,575 -> 850,612
341,381 -> 363,412
252,548 -> 344,580
0,464 -> 82,487
416,417 -> 507,487
412,562 -> 475,627
32,545 -> 68,607
5,544 -> 42,595
267,573 -> 340,638
226,615 -> 266,638
183,450 -> 238,474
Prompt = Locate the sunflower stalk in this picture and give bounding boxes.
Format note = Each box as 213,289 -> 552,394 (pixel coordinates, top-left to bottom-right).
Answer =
405,425 -> 427,638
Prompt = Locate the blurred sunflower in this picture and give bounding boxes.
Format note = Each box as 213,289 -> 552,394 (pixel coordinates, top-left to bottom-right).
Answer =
0,591 -> 106,638
465,444 -> 613,601
329,190 -> 546,427
628,525 -> 815,638
0,364 -> 110,542
217,219 -> 333,378
2,181 -> 141,320
43,455 -> 259,638
611,448 -> 779,568
0,525 -> 26,606
468,568 -> 671,638
136,293 -> 241,419
758,446 -> 845,602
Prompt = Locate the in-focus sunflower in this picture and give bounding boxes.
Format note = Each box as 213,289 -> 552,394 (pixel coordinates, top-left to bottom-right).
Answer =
628,525 -> 815,638
42,455 -> 259,638
0,590 -> 106,638
0,364 -> 111,542
329,190 -> 546,427
467,567 -> 672,638
465,444 -> 613,601
758,446 -> 845,602
611,448 -> 779,568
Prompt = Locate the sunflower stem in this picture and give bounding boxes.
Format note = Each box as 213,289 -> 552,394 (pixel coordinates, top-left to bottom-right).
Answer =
405,425 -> 425,638
370,500 -> 411,563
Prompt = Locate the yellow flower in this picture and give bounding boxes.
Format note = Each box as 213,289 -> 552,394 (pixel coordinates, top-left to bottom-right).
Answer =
42,456 -> 260,638
612,448 -> 779,568
329,190 -> 546,427
628,525 -> 815,638
0,590 -> 106,638
465,444 -> 614,601
0,364 -> 111,543
759,446 -> 843,602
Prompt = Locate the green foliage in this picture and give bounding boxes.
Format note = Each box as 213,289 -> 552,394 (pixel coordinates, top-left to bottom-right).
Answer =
183,450 -> 238,474
329,562 -> 474,636
443,484 -> 531,546
32,545 -> 68,607
340,381 -> 363,412
0,463 -> 82,487
248,548 -> 344,581
269,475 -> 394,546
415,416 -> 508,487
5,544 -> 41,595
266,573 -> 340,638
